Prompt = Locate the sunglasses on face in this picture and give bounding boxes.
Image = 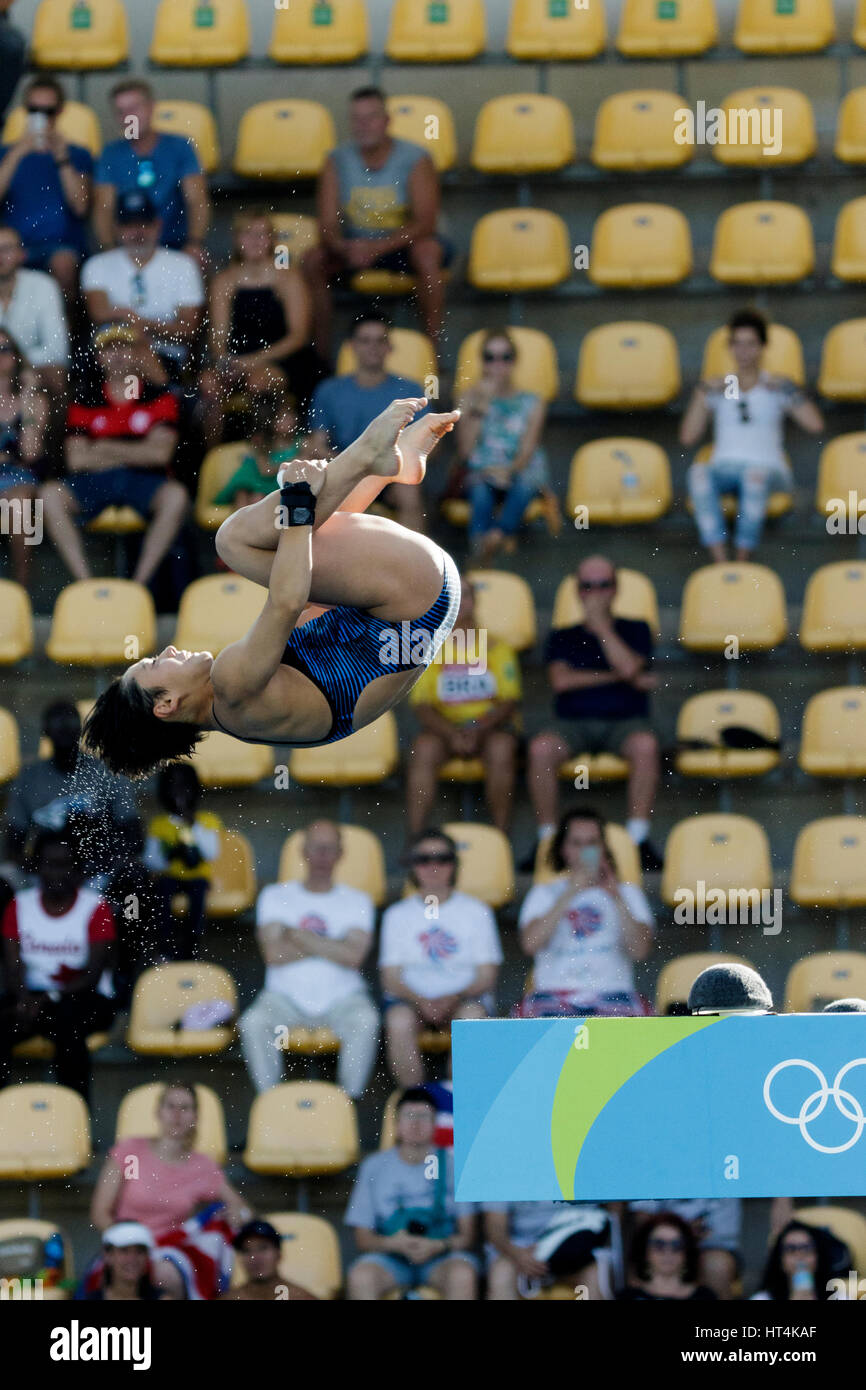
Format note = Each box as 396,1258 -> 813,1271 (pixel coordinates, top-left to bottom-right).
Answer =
483,350 -> 515,363
782,1243 -> 814,1256
648,1237 -> 684,1252
0,343 -> 15,354
579,579 -> 614,592
27,104 -> 59,117
412,853 -> 456,866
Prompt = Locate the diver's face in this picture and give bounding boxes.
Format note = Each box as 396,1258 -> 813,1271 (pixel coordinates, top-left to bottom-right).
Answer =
127,646 -> 214,717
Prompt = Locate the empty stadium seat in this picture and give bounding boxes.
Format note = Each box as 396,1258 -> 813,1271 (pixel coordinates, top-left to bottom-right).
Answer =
701,322 -> 805,384
507,0 -> 606,58
244,1081 -> 358,1176
831,198 -> 866,280
688,444 -> 792,521
655,952 -> 754,1014
443,822 -> 515,907
800,562 -> 866,651
791,818 -> 866,908
13,1031 -> 108,1061
0,580 -> 33,664
835,87 -> 866,162
784,952 -> 866,1011
153,101 -> 221,174
552,568 -> 660,634
2,100 -> 102,155
558,751 -> 628,784
799,687 -> 866,778
617,0 -> 718,56
468,209 -> 571,292
270,212 -> 319,265
857,0 -> 866,48
188,731 -> 272,789
466,569 -> 537,650
0,1084 -> 90,1180
256,1212 -> 342,1299
534,824 -> 642,887
576,322 -> 681,410
815,433 -> 866,519
589,204 -> 693,289
592,91 -> 693,170
734,0 -> 834,53
278,825 -> 387,905
32,0 -> 128,68
712,88 -> 816,167
201,828 -> 257,917
567,438 -> 672,524
710,202 -> 815,285
127,962 -> 238,1055
0,1218 -> 74,1297
471,94 -> 576,174
797,1207 -> 866,1275
193,443 -> 248,532
46,580 -> 156,666
386,95 -> 456,172
679,564 -> 788,652
336,326 -> 436,384
269,0 -> 368,63
661,814 -> 773,909
675,691 -> 781,779
150,0 -> 249,64
456,328 -> 558,401
386,0 -> 485,61
174,573 -> 265,655
234,101 -> 335,180
819,320 -> 866,399
289,712 -> 399,786
115,1082 -> 227,1164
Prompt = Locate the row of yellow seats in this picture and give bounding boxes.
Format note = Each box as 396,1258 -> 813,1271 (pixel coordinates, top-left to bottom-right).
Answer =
657,951 -> 866,1015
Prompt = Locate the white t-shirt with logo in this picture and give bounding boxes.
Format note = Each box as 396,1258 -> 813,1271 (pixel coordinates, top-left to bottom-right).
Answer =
2,886 -> 115,995
518,879 -> 653,999
81,247 -> 204,360
256,880 -> 374,1017
378,891 -> 503,999
707,376 -> 797,470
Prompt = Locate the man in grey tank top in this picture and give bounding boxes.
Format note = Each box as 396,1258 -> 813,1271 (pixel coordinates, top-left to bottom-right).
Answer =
303,86 -> 448,357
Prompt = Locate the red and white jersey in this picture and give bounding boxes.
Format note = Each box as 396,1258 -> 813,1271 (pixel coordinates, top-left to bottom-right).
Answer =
2,887 -> 116,995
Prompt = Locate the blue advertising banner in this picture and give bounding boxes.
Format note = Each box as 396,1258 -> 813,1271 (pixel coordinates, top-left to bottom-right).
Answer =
452,1015 -> 866,1202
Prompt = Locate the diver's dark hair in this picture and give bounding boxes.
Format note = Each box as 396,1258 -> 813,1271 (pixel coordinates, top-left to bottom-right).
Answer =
82,675 -> 203,780
727,307 -> 769,345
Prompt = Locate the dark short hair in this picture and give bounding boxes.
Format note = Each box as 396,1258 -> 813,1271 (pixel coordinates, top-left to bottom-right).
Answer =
23,74 -> 66,108
42,698 -> 80,730
350,85 -> 387,106
727,308 -> 768,346
156,761 -> 201,808
110,78 -> 154,104
396,1086 -> 436,1114
32,828 -> 78,871
549,807 -> 611,874
405,827 -> 459,889
351,310 -> 391,336
631,1212 -> 700,1285
82,675 -> 203,780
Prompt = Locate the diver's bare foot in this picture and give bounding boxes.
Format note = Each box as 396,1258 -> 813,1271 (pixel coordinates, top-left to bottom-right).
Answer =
397,410 -> 461,485
357,398 -> 429,478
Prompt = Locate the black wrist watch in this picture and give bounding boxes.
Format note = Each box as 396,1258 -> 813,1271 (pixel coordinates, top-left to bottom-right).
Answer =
279,480 -> 316,528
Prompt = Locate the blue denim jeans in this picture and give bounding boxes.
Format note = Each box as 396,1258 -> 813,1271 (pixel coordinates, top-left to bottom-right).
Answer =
687,458 -> 792,553
468,475 -> 537,542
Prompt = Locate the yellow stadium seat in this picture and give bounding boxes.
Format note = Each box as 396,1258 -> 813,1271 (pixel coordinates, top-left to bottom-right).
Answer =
471,94 -> 575,175
819,319 -> 866,400
552,567 -> 660,635
589,204 -> 692,290
188,731 -> 272,789
153,101 -> 220,174
815,433 -> 866,520
349,268 -> 416,296
679,563 -> 788,653
386,96 -> 456,173
468,209 -> 571,292
567,438 -> 672,525
655,952 -> 754,1014
0,1218 -> 74,1297
456,328 -> 559,402
832,197 -> 866,280
576,321 -> 681,410
379,1089 -> 400,1148
835,88 -> 866,162
675,691 -> 781,779
443,822 -> 514,908
115,1083 -> 227,1164
592,90 -> 693,171
784,953 -> 866,1012
31,0 -> 128,68
193,443 -> 249,532
174,573 -> 265,656
712,88 -> 816,168
857,0 -> 866,48
439,758 -> 485,784
278,825 -> 386,905
797,1207 -> 866,1275
507,0 -> 606,58
0,580 -> 33,664
466,569 -> 537,650
791,819 -> 866,909
559,752 -> 628,784
2,100 -> 102,156
701,322 -> 805,384
127,962 -> 238,1055
86,506 -> 145,536
735,0 -> 834,53
336,327 -> 436,385
269,0 -> 368,63
13,1031 -> 108,1061
233,101 -> 336,180
688,444 -> 792,521
199,828 -> 256,917
534,824 -> 642,888
46,580 -> 156,667
0,1084 -> 90,1180
150,0 -> 249,65
278,1026 -> 340,1056
799,687 -> 866,778
661,813 -> 773,909
618,0 -> 718,56
386,0 -> 485,61
270,212 -> 319,266
800,562 -> 866,651
244,1081 -> 359,1176
258,1212 -> 342,1299
710,201 -> 815,285
290,712 -> 399,787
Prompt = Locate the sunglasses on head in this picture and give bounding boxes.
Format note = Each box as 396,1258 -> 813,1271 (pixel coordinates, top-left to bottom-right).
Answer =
579,579 -> 614,592
483,350 -> 515,363
412,852 -> 456,866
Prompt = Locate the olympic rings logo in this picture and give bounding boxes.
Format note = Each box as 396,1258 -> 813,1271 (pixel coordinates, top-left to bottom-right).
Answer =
763,1059 -> 866,1154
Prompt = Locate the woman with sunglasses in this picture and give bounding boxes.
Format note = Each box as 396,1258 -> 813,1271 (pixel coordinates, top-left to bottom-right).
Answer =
618,1213 -> 716,1301
455,329 -> 550,561
752,1219 -> 846,1302
0,327 -> 47,585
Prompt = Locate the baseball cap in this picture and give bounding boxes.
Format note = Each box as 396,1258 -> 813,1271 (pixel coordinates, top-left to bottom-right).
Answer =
233,1220 -> 281,1252
102,1222 -> 155,1251
93,324 -> 140,352
823,998 -> 866,1013
116,189 -> 158,224
688,963 -> 774,1015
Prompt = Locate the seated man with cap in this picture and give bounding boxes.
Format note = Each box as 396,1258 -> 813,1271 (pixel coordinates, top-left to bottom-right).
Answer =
81,1222 -> 165,1301
221,1220 -> 318,1301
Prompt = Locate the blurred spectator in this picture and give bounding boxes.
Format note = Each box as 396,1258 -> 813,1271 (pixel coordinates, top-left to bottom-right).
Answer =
0,1 -> 25,127
304,87 -> 447,355
0,830 -> 116,1101
306,312 -> 427,531
485,1202 -> 618,1301
220,1221 -> 318,1302
379,829 -> 502,1086
0,327 -> 48,585
628,1200 -> 742,1301
455,329 -> 553,560
526,556 -> 663,873
94,80 -> 209,259
680,308 -> 823,563
752,1220 -> 847,1302
144,763 -> 223,961
0,75 -> 92,299
213,398 -> 300,513
40,324 -> 187,588
0,224 -> 69,395
239,820 -> 379,1101
407,577 -> 521,833
200,209 -> 321,444
618,1213 -> 717,1301
517,808 -> 653,1019
82,191 -> 204,383
688,962 -> 773,1015
345,1087 -> 478,1300
81,1224 -> 165,1302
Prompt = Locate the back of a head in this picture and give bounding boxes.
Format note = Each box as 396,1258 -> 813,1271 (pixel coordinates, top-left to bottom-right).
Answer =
688,963 -> 773,1014
823,998 -> 866,1014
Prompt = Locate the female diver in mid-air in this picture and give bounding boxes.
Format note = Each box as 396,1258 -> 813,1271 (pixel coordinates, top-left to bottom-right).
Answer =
83,399 -> 462,778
